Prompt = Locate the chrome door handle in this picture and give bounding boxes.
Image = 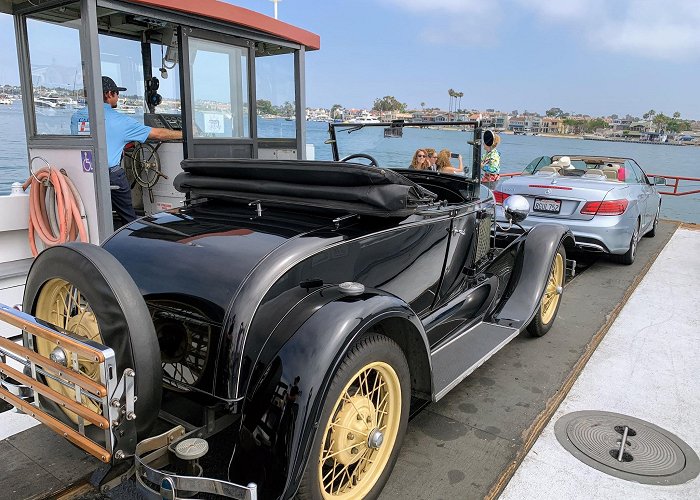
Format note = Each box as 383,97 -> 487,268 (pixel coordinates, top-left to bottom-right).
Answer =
452,228 -> 466,236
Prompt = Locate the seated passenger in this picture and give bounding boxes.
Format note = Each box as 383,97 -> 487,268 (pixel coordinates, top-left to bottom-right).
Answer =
436,149 -> 463,175
410,149 -> 430,170
425,148 -> 438,171
549,156 -> 574,170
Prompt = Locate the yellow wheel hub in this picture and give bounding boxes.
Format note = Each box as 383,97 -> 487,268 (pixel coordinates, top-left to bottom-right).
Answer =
34,278 -> 104,424
541,252 -> 564,325
319,361 -> 401,499
329,394 -> 376,466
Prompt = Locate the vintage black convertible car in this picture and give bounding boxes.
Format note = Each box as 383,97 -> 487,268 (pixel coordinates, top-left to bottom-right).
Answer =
0,123 -> 573,499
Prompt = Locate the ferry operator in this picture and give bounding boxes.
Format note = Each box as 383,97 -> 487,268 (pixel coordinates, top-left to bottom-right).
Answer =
101,76 -> 182,226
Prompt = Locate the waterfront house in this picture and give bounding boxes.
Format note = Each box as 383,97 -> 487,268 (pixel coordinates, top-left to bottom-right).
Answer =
541,117 -> 564,134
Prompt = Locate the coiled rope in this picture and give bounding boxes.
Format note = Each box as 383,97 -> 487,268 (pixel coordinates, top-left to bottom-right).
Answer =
22,162 -> 89,256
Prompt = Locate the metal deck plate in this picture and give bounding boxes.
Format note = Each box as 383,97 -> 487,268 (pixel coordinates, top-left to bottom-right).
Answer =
555,410 -> 700,485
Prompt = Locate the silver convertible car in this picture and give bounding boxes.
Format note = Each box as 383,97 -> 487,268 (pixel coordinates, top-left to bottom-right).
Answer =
495,155 -> 666,264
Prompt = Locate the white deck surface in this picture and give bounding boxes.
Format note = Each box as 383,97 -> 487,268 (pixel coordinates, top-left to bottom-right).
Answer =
501,227 -> 700,499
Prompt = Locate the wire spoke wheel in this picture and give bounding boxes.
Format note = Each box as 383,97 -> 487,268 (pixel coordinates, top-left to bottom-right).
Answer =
527,244 -> 566,337
152,301 -> 212,391
540,251 -> 564,325
34,278 -> 103,423
318,361 -> 401,499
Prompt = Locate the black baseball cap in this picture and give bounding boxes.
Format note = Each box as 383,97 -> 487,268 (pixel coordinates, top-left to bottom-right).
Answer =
102,76 -> 127,93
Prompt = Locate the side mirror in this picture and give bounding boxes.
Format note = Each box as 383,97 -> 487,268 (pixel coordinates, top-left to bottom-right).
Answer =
653,176 -> 666,186
503,195 -> 529,223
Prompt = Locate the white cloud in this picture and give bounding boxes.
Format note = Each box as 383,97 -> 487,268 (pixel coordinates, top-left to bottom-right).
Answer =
596,2 -> 700,60
514,0 -> 606,20
518,0 -> 700,61
386,0 -> 700,60
382,0 -> 489,15
381,0 -> 501,45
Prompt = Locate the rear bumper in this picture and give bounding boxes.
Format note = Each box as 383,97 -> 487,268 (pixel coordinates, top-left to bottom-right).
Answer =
496,207 -> 634,254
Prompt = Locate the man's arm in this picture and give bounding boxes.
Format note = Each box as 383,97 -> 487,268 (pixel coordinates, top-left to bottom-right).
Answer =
148,127 -> 183,141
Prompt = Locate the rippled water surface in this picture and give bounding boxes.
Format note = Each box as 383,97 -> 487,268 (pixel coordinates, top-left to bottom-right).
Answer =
1,107 -> 697,222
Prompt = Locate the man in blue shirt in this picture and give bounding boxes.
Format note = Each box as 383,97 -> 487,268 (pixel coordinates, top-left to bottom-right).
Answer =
101,76 -> 182,225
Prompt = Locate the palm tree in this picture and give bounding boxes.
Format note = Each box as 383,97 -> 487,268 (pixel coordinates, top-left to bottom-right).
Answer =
457,92 -> 463,116
448,89 -> 455,118
420,101 -> 425,111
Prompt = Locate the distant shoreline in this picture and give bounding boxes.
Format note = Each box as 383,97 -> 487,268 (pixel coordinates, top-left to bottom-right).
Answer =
500,130 -> 697,146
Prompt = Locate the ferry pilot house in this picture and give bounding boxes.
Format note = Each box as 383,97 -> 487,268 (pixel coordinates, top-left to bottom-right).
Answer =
10,0 -> 315,240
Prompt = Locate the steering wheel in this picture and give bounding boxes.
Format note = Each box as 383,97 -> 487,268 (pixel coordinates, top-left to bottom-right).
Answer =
127,142 -> 168,189
340,153 -> 379,167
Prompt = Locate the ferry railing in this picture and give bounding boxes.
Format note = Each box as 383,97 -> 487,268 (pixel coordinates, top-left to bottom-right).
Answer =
496,172 -> 700,196
647,174 -> 700,196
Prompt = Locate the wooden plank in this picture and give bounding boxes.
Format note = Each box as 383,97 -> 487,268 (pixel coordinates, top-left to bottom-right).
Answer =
0,363 -> 109,429
0,336 -> 107,398
0,306 -> 105,363
7,425 -> 100,485
0,387 -> 111,463
0,439 -> 63,500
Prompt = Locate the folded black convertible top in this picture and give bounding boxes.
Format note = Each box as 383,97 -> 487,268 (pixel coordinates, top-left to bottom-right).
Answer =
174,159 -> 437,217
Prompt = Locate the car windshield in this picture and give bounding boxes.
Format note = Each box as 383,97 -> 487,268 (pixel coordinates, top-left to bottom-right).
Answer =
328,121 -> 480,178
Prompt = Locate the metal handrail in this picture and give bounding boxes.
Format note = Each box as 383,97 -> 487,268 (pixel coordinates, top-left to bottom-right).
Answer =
647,174 -> 700,196
495,171 -> 700,196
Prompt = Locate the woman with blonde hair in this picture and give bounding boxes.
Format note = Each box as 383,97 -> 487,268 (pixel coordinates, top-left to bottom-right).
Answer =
435,149 -> 463,175
410,149 -> 429,169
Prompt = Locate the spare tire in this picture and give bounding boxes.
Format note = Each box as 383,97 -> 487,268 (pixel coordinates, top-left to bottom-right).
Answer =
23,243 -> 161,442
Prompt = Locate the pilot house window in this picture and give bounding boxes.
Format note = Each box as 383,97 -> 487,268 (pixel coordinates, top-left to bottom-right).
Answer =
188,38 -> 250,139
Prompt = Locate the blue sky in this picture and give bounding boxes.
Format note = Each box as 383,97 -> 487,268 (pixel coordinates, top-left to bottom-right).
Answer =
1,0 -> 699,119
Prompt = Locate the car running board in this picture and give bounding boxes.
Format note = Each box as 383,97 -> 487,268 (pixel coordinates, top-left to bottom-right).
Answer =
430,321 -> 519,401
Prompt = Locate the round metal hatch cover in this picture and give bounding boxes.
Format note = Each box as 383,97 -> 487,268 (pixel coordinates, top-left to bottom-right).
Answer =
554,410 -> 700,485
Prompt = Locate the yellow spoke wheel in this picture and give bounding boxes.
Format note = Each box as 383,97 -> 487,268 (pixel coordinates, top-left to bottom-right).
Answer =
540,251 -> 564,325
298,334 -> 409,500
527,244 -> 566,337
319,362 -> 401,499
34,278 -> 104,424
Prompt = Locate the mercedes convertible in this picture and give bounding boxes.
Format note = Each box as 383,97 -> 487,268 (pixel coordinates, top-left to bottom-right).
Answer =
494,155 -> 666,264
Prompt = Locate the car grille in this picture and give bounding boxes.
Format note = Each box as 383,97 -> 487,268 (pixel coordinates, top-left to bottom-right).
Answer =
473,212 -> 492,264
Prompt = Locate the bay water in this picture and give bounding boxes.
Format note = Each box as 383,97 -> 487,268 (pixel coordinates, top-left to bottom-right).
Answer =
1,104 -> 697,222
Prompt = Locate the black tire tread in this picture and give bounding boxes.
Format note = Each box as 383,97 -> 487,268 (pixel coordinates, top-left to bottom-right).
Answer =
23,242 -> 161,440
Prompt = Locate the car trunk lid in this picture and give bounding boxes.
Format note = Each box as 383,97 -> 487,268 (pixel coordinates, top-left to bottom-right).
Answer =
499,174 -> 617,221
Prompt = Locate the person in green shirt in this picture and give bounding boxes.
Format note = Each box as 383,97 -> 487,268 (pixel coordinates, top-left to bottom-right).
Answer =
481,131 -> 501,189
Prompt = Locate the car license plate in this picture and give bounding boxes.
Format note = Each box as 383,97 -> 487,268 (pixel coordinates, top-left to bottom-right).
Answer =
533,198 -> 561,213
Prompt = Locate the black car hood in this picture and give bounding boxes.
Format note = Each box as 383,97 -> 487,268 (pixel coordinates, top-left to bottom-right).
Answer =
102,203 -> 339,321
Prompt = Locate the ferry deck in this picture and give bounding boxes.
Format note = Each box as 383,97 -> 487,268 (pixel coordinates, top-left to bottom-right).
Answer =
1,221 -> 698,499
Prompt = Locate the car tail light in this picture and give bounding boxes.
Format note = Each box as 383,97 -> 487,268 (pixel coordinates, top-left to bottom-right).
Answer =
580,199 -> 629,215
493,191 -> 510,204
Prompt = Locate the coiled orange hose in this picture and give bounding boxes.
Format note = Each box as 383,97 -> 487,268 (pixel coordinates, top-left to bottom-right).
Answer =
22,167 -> 89,256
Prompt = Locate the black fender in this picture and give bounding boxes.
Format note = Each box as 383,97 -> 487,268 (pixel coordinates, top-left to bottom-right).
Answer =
488,223 -> 574,329
228,288 -> 430,499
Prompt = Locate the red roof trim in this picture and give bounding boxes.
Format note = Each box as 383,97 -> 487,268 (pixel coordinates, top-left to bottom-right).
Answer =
127,0 -> 320,50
